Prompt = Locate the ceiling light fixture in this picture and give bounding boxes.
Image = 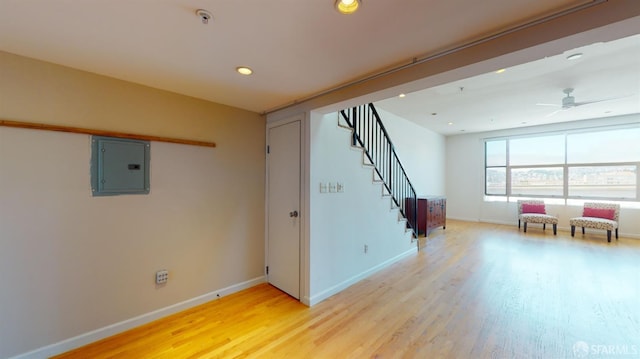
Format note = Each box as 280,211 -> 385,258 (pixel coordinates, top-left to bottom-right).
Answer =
335,0 -> 360,15
495,69 -> 506,74
236,66 -> 253,75
566,53 -> 583,60
398,93 -> 406,98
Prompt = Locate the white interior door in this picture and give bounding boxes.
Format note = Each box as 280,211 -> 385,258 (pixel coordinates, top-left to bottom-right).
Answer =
267,120 -> 301,299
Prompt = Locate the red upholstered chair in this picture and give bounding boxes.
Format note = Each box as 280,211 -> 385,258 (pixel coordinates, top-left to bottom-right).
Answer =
517,200 -> 558,235
570,202 -> 620,242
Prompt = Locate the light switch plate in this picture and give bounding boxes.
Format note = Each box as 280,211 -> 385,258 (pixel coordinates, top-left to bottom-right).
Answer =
337,182 -> 344,192
329,182 -> 337,193
320,182 -> 328,193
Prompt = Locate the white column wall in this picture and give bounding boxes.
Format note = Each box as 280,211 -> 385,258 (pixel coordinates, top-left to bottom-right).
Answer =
306,110 -> 447,304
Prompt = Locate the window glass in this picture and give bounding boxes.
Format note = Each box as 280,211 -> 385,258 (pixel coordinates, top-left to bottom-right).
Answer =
486,168 -> 506,195
509,135 -> 565,165
511,167 -> 563,196
486,140 -> 506,166
567,128 -> 640,163
569,165 -> 637,199
485,126 -> 639,201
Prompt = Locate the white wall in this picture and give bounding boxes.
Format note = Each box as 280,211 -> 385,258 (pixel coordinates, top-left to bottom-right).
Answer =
0,51 -> 266,358
306,111 -> 448,304
446,114 -> 640,238
376,108 -> 446,196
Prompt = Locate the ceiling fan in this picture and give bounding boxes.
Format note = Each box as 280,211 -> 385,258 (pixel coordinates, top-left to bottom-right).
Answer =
537,88 -> 621,117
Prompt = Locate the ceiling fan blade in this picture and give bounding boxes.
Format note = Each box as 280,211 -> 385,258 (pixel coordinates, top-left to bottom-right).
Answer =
573,99 -> 611,107
544,109 -> 564,118
536,103 -> 560,107
573,94 -> 632,107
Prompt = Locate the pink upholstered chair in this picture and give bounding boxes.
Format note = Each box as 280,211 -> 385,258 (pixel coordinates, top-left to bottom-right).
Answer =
570,202 -> 620,242
517,200 -> 558,235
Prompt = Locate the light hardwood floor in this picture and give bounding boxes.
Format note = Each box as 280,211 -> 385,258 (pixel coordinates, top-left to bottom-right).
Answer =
54,220 -> 640,359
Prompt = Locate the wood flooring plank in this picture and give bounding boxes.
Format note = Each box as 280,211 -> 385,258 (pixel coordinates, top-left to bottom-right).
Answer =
53,220 -> 640,359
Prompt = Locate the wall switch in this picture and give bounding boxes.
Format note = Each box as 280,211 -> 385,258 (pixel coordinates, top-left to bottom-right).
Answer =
320,182 -> 328,193
364,244 -> 368,254
329,182 -> 337,193
337,182 -> 344,192
156,270 -> 169,284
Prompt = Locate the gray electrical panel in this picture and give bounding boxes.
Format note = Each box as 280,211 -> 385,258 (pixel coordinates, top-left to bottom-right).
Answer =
91,136 -> 150,196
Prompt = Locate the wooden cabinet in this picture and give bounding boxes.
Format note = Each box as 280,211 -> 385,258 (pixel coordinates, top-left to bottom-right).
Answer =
406,196 -> 446,236
424,196 -> 446,236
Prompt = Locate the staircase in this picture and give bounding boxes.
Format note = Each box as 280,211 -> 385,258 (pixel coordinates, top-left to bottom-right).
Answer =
339,103 -> 418,240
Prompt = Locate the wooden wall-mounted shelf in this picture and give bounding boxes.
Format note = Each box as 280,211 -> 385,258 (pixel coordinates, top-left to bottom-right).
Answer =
0,119 -> 216,148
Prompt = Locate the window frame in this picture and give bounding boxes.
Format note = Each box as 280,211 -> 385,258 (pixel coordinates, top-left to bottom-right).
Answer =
484,125 -> 640,202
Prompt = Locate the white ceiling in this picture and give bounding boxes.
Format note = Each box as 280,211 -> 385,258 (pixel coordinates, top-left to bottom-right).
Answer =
376,32 -> 640,136
0,1 -> 638,135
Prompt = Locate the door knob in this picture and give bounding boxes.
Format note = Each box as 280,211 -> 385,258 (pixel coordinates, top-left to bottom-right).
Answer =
289,210 -> 299,218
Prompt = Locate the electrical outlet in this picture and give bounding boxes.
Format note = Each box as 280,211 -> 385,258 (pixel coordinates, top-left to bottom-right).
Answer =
156,270 -> 169,284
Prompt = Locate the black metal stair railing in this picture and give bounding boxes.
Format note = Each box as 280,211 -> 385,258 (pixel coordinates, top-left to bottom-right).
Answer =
340,103 -> 418,238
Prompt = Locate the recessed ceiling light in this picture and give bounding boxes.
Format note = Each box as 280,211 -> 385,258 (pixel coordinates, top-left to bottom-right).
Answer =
495,69 -> 506,74
335,0 -> 360,14
448,122 -> 453,125
566,53 -> 583,60
398,93 -> 406,98
236,66 -> 253,75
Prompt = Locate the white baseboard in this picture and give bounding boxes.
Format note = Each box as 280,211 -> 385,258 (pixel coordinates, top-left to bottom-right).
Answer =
447,216 -> 480,222
10,276 -> 265,359
449,217 -> 640,239
307,247 -> 416,306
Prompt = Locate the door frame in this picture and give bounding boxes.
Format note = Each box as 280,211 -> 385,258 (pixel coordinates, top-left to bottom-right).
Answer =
265,114 -> 308,303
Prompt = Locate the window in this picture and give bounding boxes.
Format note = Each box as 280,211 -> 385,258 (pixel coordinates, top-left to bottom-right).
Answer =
485,140 -> 506,195
511,167 -> 564,196
485,125 -> 640,201
567,128 -> 640,164
510,135 -> 565,165
568,165 -> 636,199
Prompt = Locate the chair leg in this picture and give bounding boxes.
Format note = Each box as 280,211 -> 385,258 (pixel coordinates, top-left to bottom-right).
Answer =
571,225 -> 575,237
607,230 -> 611,243
518,220 -> 521,229
553,224 -> 557,235
543,223 -> 546,230
582,227 -> 585,235
524,222 -> 527,233
615,228 -> 618,239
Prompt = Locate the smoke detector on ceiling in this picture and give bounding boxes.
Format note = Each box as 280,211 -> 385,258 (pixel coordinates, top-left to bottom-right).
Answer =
196,9 -> 213,24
